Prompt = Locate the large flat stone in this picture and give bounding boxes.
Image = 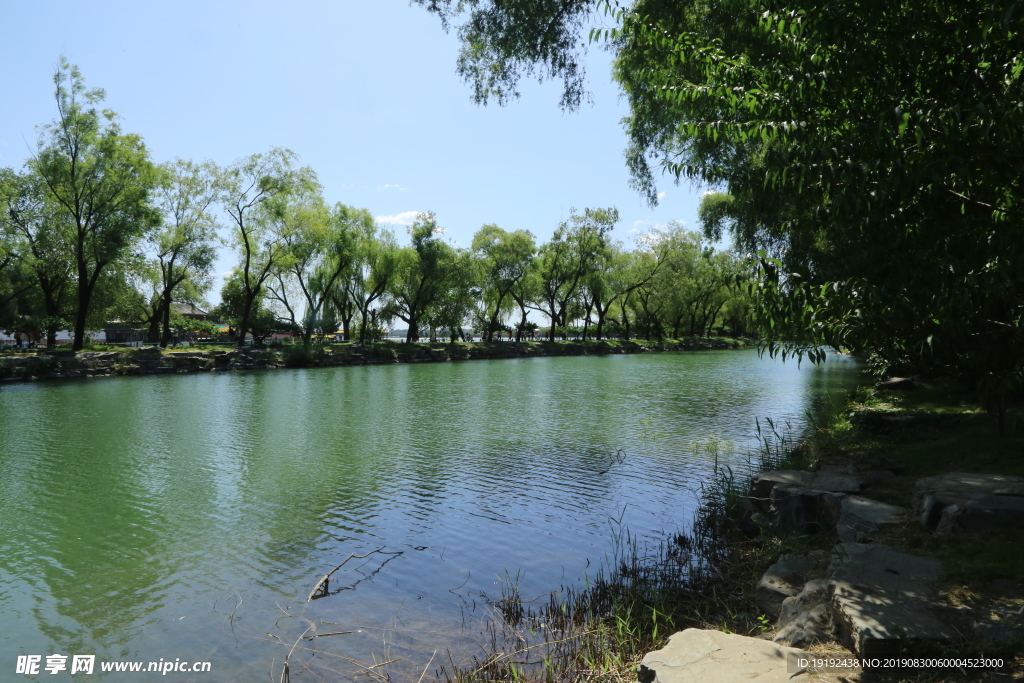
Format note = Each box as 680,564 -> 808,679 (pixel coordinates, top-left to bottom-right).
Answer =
639,629 -> 810,683
751,470 -> 863,510
828,544 -> 953,656
916,473 -> 1024,532
916,472 -> 1024,503
836,496 -> 905,542
937,494 -> 1024,534
756,554 -> 813,621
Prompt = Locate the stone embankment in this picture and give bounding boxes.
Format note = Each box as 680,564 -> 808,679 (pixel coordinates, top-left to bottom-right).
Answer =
640,465 -> 1024,682
0,339 -> 742,383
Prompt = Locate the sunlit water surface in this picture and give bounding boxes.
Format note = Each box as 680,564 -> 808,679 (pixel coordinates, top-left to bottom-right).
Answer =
0,350 -> 861,680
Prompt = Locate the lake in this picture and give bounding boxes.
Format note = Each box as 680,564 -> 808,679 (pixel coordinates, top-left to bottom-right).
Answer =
0,349 -> 861,680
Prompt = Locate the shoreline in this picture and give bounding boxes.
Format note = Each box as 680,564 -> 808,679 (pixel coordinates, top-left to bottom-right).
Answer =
0,337 -> 751,384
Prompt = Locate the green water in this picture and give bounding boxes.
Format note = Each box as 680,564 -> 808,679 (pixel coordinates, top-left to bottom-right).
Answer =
0,350 -> 861,680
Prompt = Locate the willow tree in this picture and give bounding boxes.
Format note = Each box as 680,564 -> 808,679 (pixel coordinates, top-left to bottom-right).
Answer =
150,159 -> 221,346
32,58 -> 161,350
0,168 -> 76,345
220,148 -> 316,348
387,213 -> 461,343
533,207 -> 616,341
266,196 -> 363,345
472,224 -> 535,341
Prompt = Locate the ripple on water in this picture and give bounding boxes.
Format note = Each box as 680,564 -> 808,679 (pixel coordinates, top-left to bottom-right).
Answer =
0,350 -> 861,681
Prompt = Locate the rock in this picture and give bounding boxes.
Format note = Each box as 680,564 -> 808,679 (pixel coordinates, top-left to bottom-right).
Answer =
828,543 -> 954,656
876,377 -> 920,391
76,351 -> 121,361
638,629 -> 810,683
836,496 -> 905,542
916,473 -> 1024,533
750,470 -> 863,512
756,554 -> 813,620
768,486 -> 843,535
775,579 -> 834,647
971,603 -> 1024,645
750,471 -> 814,509
938,495 -> 1024,535
916,472 -> 1024,504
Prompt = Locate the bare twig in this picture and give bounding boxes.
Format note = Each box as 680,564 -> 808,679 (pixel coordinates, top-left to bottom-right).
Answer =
306,547 -> 403,602
416,650 -> 437,683
279,626 -> 312,683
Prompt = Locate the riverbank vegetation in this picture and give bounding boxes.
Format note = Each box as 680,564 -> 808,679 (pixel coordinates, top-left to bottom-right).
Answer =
0,61 -> 753,353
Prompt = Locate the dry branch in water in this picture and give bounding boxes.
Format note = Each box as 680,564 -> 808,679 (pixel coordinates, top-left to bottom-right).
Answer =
306,547 -> 403,602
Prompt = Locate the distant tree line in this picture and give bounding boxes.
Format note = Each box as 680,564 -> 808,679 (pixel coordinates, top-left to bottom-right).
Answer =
0,60 -> 750,351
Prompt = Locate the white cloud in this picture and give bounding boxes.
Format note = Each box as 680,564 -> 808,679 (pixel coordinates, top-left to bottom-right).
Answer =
657,191 -> 666,200
377,183 -> 406,191
375,210 -> 421,226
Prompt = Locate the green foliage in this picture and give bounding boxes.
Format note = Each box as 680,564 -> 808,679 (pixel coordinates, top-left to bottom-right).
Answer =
419,0 -> 1024,432
280,343 -> 323,368
2,54 -> 751,356
220,147 -> 317,348
31,58 -> 161,350
414,0 -> 595,109
387,213 -> 465,343
611,0 -> 1024,426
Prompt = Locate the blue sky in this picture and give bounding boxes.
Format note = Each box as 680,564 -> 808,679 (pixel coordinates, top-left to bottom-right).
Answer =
1,1 -> 707,299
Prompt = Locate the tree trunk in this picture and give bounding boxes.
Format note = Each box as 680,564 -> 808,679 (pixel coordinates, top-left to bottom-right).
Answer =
237,296 -> 254,349
41,283 -> 63,348
159,294 -> 174,347
148,306 -> 162,345
547,300 -> 557,342
72,267 -> 92,351
341,310 -> 353,342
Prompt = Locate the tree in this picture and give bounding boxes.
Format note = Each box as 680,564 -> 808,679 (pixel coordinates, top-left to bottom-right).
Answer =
533,207 -> 616,341
428,248 -> 479,342
341,222 -> 400,344
150,159 -> 221,347
386,213 -> 460,343
31,58 -> 161,350
585,226 -> 672,340
265,194 -> 361,345
0,167 -> 76,345
415,0 -> 595,109
614,0 -> 1024,427
220,148 -> 315,348
472,224 -> 536,341
218,269 -> 281,345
